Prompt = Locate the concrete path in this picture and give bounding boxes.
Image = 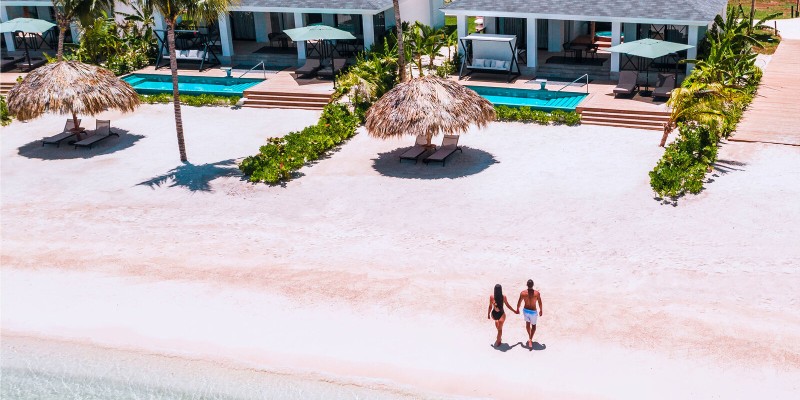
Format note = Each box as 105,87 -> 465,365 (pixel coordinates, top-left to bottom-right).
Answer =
731,37 -> 800,146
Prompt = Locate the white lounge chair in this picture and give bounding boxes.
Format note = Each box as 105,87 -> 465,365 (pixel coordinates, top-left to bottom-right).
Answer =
74,120 -> 118,149
424,135 -> 462,166
42,119 -> 82,147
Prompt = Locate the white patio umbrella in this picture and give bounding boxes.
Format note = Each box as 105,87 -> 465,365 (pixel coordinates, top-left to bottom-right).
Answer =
0,18 -> 56,67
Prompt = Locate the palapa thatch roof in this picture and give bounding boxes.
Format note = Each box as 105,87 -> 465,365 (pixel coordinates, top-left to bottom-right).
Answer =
365,76 -> 495,140
7,60 -> 139,121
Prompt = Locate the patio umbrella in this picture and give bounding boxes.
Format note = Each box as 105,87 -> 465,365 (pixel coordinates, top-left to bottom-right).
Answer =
0,18 -> 56,67
365,76 -> 495,146
607,38 -> 694,93
282,24 -> 356,84
6,61 -> 140,141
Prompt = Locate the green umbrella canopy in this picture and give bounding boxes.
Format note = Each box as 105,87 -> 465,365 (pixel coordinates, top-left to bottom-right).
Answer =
282,24 -> 356,41
607,38 -> 694,59
0,18 -> 55,34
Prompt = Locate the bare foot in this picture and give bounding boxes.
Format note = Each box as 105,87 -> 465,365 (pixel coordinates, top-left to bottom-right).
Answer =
527,340 -> 533,348
494,340 -> 501,347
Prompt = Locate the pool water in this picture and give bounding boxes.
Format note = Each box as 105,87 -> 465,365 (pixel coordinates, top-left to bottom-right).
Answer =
595,31 -> 624,39
466,85 -> 587,111
122,74 -> 264,96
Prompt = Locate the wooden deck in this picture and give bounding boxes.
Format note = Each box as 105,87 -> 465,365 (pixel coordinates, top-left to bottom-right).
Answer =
731,39 -> 800,146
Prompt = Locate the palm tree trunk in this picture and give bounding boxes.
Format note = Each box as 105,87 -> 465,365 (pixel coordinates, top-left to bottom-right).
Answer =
659,122 -> 673,147
56,11 -> 68,61
748,0 -> 756,35
167,24 -> 188,162
393,0 -> 406,82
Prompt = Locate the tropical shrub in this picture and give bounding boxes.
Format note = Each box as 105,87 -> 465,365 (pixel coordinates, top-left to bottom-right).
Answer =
334,37 -> 399,120
139,93 -> 240,107
0,96 -> 11,126
650,5 -> 769,199
239,104 -> 360,183
494,106 -> 580,126
66,8 -> 155,75
650,123 -> 718,197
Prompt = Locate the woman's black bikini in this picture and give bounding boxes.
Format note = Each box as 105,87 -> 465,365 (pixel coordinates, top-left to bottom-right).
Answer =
491,296 -> 504,320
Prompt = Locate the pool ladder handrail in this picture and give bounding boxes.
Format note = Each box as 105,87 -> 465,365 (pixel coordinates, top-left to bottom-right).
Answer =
238,61 -> 267,79
555,73 -> 589,93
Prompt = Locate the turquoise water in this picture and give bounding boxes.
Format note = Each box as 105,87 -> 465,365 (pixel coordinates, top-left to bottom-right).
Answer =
595,31 -> 624,39
467,85 -> 587,111
123,74 -> 263,96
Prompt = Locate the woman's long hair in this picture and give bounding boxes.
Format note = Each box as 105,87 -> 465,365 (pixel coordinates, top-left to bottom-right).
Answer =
494,284 -> 503,303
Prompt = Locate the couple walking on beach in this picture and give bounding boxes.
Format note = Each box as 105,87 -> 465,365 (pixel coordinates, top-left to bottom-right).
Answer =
487,279 -> 542,348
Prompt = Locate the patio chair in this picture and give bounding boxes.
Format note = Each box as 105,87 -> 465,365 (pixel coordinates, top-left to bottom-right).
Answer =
562,43 -> 577,59
652,73 -> 676,100
424,135 -> 462,166
613,71 -> 639,98
42,119 -> 82,147
74,120 -> 118,149
293,58 -> 322,78
399,135 -> 434,164
585,44 -> 599,59
317,58 -> 348,79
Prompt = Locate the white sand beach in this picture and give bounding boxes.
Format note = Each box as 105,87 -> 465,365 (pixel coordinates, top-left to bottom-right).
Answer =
1,104 -> 799,399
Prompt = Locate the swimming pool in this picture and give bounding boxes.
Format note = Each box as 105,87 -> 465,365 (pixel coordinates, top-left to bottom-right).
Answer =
466,85 -> 587,111
122,74 -> 264,96
595,31 -> 624,40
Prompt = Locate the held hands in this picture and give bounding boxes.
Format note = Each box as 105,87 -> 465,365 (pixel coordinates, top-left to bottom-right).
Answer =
515,308 -> 520,314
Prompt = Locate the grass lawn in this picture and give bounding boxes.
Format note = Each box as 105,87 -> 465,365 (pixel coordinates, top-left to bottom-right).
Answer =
729,0 -> 799,19
444,15 -> 477,34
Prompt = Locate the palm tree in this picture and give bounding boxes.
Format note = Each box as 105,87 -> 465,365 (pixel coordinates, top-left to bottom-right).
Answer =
52,0 -> 115,61
137,0 -> 235,162
392,0 -> 407,82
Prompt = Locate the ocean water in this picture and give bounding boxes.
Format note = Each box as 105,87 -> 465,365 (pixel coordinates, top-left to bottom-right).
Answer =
1,336 -> 449,400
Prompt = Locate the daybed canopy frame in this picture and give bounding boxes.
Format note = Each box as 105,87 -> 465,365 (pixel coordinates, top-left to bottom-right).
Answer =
458,34 -> 521,83
154,29 -> 221,72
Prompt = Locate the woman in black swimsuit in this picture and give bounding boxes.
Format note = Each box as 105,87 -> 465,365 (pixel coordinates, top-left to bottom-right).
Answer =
487,284 -> 518,347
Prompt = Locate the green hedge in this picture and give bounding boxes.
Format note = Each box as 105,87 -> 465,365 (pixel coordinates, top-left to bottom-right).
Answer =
649,123 -> 718,197
494,106 -> 581,126
138,93 -> 240,107
239,104 -> 360,183
0,96 -> 10,126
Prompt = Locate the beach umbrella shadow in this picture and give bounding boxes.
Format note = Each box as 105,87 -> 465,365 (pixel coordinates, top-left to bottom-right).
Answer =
138,159 -> 242,192
372,146 -> 498,180
17,129 -> 144,160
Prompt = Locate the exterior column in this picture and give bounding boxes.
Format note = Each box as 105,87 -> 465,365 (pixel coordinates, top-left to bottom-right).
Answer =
322,14 -> 335,27
218,13 -> 233,57
294,12 -> 305,61
547,19 -> 563,52
254,12 -> 268,42
431,0 -> 445,28
456,15 -> 467,55
484,16 -> 496,34
686,25 -> 699,75
1,6 -> 15,52
70,22 -> 80,44
362,13 -> 375,49
610,21 -> 622,73
526,17 -> 537,70
623,23 -> 637,42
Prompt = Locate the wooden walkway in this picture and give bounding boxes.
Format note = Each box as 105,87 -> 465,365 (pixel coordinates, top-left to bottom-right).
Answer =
731,40 -> 800,146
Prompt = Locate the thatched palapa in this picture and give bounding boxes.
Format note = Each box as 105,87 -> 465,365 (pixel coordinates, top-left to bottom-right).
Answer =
365,76 -> 495,144
7,61 -> 139,136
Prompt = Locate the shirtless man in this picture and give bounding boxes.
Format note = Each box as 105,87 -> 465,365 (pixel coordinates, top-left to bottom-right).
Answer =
516,279 -> 543,348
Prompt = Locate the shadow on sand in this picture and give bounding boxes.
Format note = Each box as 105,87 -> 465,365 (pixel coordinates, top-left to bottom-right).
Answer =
492,341 -> 547,352
138,159 -> 242,192
372,146 -> 498,180
17,129 -> 144,160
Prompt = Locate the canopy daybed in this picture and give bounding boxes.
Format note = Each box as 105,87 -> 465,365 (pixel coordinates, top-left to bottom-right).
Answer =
458,34 -> 520,82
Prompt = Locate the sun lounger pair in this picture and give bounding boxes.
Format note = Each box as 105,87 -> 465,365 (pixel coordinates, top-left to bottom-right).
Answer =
399,134 -> 462,166
294,58 -> 348,79
41,119 -> 118,149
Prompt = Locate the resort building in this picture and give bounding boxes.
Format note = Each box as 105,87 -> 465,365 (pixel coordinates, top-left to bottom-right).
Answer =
442,0 -> 728,80
2,1 -> 446,67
